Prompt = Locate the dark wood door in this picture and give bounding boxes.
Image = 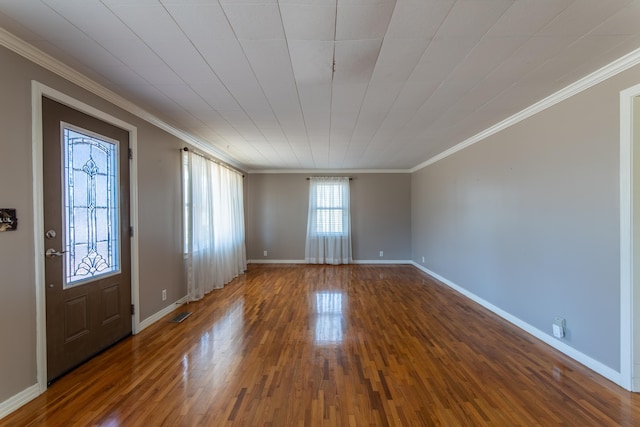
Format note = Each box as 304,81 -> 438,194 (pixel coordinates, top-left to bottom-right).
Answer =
43,97 -> 132,384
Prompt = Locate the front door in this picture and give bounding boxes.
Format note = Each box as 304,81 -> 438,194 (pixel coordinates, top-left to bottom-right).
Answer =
43,97 -> 132,384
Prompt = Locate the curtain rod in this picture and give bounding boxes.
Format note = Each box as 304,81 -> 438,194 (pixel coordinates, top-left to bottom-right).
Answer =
306,177 -> 352,180
183,147 -> 244,177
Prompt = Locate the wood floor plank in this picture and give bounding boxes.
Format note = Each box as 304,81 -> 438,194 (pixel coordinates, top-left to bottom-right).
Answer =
2,264 -> 640,426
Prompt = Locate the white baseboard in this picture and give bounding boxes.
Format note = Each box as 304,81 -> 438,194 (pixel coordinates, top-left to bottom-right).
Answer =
248,259 -> 306,264
411,261 -> 622,387
0,383 -> 41,420
138,296 -> 188,332
248,259 -> 413,265
351,260 -> 412,265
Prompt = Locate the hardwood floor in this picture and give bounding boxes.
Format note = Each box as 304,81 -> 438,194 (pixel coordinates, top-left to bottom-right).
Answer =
3,264 -> 640,426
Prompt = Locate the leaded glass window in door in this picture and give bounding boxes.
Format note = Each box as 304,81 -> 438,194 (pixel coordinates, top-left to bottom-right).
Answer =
62,124 -> 120,287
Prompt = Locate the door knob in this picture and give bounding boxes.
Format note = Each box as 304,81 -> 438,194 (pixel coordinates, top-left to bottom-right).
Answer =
45,248 -> 65,258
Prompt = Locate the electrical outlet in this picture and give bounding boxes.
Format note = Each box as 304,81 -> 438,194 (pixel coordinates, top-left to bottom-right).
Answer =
552,316 -> 565,338
422,256 -> 425,263
263,250 -> 268,257
162,289 -> 167,301
379,250 -> 384,257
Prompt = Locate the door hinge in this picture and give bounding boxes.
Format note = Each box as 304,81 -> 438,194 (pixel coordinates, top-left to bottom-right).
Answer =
131,304 -> 135,315
128,148 -> 133,160
130,226 -> 134,237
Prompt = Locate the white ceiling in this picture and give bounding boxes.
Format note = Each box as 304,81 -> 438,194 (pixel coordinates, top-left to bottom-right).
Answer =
1,0 -> 640,171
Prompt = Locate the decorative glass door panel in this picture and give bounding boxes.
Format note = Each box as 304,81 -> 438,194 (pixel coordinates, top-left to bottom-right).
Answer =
62,124 -> 120,288
44,97 -> 131,384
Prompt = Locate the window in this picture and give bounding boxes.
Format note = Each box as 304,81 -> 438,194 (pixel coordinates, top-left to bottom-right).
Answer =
314,183 -> 346,235
62,124 -> 120,287
182,149 -> 247,300
305,177 -> 352,264
182,151 -> 190,255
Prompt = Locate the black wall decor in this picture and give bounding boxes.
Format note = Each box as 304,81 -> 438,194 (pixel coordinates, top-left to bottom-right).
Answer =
0,209 -> 17,231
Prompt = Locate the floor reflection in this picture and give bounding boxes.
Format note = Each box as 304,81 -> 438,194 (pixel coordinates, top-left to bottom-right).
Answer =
314,292 -> 345,344
188,298 -> 245,387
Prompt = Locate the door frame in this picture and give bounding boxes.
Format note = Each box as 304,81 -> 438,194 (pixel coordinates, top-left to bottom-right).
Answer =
31,81 -> 140,393
620,82 -> 640,391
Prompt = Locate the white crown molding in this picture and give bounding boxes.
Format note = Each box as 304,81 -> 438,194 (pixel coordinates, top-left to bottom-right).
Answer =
0,27 -> 243,170
411,46 -> 640,173
3,26 -> 639,175
248,169 -> 411,174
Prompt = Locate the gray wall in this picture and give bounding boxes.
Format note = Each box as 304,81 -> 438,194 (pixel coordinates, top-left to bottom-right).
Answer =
0,44 -> 187,403
412,63 -> 640,371
247,173 -> 411,261
136,129 -> 184,320
0,44 -> 38,404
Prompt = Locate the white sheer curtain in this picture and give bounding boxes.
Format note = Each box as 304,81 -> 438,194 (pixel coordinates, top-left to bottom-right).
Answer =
305,177 -> 352,264
183,150 -> 246,301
